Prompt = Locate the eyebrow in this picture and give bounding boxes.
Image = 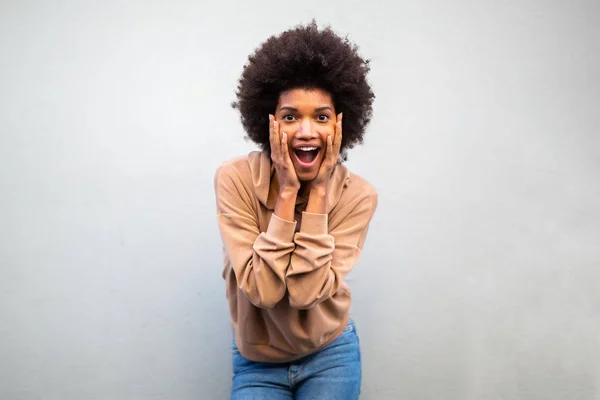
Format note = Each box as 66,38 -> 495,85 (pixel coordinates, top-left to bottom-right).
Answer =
278,106 -> 333,113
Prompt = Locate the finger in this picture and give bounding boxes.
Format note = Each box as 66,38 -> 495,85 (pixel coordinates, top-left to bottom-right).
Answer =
281,132 -> 292,164
330,120 -> 341,164
326,135 -> 333,165
335,113 -> 343,155
273,119 -> 282,162
273,117 -> 281,148
269,115 -> 278,156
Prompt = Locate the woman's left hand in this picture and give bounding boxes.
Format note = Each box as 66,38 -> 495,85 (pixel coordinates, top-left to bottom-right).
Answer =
311,113 -> 343,192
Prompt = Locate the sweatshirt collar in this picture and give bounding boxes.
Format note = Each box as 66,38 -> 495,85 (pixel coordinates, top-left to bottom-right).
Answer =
248,151 -> 350,213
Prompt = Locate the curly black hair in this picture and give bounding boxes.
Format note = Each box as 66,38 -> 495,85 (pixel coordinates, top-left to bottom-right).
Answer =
232,21 -> 375,161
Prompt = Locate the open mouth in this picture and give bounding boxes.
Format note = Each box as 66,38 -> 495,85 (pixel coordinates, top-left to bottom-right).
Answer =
294,146 -> 321,168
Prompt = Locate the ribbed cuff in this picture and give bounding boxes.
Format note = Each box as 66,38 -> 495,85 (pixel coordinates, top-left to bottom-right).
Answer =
300,212 -> 328,235
266,213 -> 297,242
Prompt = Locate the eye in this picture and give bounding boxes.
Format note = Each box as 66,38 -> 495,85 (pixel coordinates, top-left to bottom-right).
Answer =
282,114 -> 296,122
316,114 -> 329,122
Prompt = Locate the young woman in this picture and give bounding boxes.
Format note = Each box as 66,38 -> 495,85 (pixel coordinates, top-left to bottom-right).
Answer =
214,22 -> 377,399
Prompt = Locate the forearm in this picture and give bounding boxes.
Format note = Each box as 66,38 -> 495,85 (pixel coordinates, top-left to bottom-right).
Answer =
305,185 -> 327,215
286,194 -> 377,309
218,211 -> 297,309
286,211 -> 335,309
215,164 -> 297,309
274,188 -> 298,222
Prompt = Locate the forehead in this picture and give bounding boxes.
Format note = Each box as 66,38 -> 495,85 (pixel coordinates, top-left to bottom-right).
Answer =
276,88 -> 334,108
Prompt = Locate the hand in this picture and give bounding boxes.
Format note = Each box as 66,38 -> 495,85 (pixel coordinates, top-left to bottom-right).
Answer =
311,113 -> 342,191
269,114 -> 301,193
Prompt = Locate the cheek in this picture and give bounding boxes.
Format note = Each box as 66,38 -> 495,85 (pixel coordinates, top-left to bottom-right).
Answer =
319,126 -> 335,142
287,144 -> 296,159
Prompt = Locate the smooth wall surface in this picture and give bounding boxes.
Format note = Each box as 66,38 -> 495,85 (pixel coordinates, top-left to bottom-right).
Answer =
1,0 -> 599,399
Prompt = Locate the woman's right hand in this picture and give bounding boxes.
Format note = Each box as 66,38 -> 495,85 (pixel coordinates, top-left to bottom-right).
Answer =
269,114 -> 300,193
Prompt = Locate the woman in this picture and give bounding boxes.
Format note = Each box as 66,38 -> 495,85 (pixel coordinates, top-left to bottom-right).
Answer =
214,22 -> 377,399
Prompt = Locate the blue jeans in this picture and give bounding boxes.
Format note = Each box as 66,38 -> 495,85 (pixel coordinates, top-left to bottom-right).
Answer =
231,319 -> 362,399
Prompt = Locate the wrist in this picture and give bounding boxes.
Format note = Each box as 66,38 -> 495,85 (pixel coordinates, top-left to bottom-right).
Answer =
275,187 -> 298,222
309,184 -> 327,197
306,185 -> 327,214
278,186 -> 299,198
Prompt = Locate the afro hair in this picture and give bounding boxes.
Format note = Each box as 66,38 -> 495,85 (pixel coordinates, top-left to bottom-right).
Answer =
232,21 -> 375,161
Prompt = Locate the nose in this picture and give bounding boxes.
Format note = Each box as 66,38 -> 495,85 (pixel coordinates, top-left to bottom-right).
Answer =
296,118 -> 316,139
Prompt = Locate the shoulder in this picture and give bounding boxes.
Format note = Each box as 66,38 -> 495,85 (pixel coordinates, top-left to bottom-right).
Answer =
348,171 -> 377,198
338,168 -> 378,212
348,170 -> 378,201
214,151 -> 265,187
215,154 -> 251,180
214,155 -> 254,203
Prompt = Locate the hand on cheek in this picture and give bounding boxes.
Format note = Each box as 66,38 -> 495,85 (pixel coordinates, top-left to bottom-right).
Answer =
269,114 -> 300,193
311,113 -> 342,192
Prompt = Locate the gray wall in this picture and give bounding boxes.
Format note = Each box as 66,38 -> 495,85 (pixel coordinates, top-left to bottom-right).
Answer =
1,0 -> 599,399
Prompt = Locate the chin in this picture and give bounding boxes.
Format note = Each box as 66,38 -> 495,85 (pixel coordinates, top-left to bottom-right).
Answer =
298,173 -> 318,182
294,161 -> 323,183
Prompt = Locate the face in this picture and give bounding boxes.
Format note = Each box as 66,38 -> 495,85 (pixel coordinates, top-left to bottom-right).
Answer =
274,88 -> 336,182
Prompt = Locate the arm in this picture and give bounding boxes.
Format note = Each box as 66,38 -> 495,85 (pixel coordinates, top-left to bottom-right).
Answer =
215,115 -> 301,309
285,192 -> 378,309
215,165 -> 296,309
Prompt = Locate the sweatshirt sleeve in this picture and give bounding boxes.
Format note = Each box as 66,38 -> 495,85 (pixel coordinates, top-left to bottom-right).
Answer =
285,191 -> 378,309
215,165 -> 296,309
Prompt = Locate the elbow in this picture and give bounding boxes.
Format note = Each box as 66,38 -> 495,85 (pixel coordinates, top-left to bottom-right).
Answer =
253,298 -> 282,309
236,267 -> 288,309
287,270 -> 338,309
243,287 -> 286,309
288,290 -> 328,310
289,296 -> 321,310
287,272 -> 336,309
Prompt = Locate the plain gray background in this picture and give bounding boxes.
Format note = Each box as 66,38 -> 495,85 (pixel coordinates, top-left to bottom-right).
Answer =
1,0 -> 599,399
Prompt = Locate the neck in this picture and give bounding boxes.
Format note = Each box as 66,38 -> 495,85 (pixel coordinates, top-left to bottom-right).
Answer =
299,182 -> 311,198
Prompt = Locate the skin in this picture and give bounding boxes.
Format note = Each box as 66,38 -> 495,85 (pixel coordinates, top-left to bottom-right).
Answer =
269,88 -> 343,222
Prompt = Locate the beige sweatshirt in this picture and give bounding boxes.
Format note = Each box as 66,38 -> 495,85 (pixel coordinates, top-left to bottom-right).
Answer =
214,151 -> 378,362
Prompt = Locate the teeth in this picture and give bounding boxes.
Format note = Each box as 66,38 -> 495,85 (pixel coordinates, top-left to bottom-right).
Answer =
297,147 -> 318,151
